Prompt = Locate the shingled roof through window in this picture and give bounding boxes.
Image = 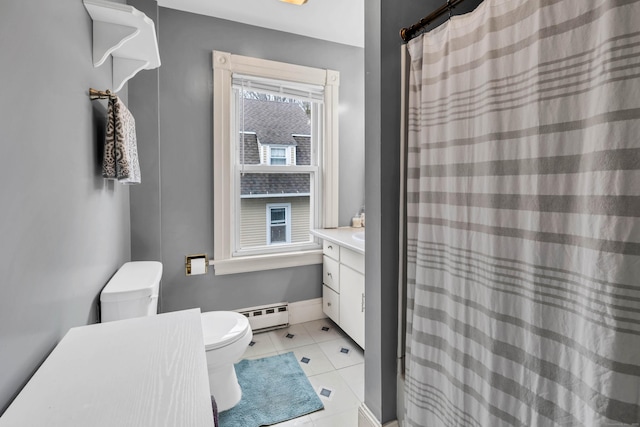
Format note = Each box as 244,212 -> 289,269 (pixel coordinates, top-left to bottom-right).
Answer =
240,98 -> 313,196
241,173 -> 310,196
241,98 -> 311,145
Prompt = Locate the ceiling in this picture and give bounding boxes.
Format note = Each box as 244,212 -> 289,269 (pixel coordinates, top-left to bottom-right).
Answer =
158,0 -> 365,48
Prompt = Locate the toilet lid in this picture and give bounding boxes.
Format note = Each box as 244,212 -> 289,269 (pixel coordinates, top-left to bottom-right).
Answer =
201,311 -> 250,351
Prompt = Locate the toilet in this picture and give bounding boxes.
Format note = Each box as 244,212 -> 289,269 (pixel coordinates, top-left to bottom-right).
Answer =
100,261 -> 253,411
200,311 -> 252,410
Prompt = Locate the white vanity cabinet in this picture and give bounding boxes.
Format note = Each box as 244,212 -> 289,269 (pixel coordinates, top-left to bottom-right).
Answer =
321,239 -> 365,349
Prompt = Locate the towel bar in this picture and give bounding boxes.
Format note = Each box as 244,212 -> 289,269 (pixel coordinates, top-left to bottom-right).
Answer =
89,88 -> 117,100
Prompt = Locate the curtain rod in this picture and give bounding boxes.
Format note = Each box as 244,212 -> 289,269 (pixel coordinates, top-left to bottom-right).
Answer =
400,0 -> 467,42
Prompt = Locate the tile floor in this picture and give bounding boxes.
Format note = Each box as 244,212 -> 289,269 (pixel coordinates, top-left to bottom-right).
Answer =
240,318 -> 364,426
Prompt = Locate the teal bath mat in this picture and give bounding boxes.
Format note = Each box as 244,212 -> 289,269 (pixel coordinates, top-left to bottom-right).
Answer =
218,352 -> 324,426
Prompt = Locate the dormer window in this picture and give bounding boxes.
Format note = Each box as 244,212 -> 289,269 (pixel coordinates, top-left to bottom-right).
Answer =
269,147 -> 287,165
265,146 -> 296,166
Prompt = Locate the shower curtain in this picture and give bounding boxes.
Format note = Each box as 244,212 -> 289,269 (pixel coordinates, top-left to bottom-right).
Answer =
404,0 -> 640,426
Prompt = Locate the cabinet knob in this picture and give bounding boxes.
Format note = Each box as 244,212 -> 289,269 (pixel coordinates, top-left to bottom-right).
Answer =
327,302 -> 332,307
327,272 -> 332,277
328,245 -> 333,249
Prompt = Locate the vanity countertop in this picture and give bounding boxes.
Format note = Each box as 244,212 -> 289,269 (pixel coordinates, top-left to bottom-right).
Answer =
311,227 -> 365,254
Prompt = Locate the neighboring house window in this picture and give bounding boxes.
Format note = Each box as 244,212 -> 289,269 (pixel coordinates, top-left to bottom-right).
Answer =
267,203 -> 291,244
262,145 -> 295,166
269,147 -> 287,165
212,51 -> 339,275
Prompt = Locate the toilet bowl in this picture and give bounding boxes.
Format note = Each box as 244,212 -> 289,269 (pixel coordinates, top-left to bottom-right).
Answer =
100,262 -> 253,412
201,311 -> 253,411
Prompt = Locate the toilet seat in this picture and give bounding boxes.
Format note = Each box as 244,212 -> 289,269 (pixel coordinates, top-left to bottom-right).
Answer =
201,311 -> 250,351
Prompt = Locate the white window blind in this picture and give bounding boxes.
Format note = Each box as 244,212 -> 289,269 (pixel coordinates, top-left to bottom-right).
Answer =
232,74 -> 325,103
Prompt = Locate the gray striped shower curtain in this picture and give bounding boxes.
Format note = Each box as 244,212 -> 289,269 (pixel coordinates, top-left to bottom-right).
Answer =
404,0 -> 640,426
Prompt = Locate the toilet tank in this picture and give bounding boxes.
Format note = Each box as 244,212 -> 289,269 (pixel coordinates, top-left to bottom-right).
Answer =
100,261 -> 163,322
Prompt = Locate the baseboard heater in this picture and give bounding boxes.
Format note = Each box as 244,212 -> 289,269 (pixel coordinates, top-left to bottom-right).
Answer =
236,302 -> 289,333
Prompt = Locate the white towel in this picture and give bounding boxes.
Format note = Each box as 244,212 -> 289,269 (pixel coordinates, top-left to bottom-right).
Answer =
102,96 -> 141,184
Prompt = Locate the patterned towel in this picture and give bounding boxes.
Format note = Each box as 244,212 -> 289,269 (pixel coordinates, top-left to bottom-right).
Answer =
103,96 -> 141,184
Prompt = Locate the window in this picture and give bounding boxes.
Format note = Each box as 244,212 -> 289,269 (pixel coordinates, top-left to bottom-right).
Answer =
236,92 -> 314,253
269,147 -> 287,165
267,203 -> 291,244
212,51 -> 339,275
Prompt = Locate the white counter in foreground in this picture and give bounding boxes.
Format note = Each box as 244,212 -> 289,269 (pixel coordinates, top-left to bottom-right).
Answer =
0,309 -> 214,427
311,227 -> 365,254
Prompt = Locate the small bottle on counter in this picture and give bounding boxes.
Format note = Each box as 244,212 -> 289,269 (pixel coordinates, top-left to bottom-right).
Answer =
352,214 -> 362,228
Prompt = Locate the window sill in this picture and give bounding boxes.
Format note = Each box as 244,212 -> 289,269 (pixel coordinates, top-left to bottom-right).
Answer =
210,249 -> 323,276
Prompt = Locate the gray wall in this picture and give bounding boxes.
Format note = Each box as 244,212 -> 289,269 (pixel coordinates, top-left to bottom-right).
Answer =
130,7 -> 365,313
364,0 -> 484,423
128,0 -> 162,267
0,0 -> 132,414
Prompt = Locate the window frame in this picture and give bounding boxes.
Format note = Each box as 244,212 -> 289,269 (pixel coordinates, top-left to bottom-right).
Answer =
212,51 -> 339,275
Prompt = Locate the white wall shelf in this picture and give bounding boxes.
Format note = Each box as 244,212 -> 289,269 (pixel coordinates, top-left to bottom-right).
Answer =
84,0 -> 160,92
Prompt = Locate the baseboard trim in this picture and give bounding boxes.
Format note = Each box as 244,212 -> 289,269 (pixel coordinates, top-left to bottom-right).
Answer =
288,298 -> 325,324
358,403 -> 399,427
358,404 -> 380,427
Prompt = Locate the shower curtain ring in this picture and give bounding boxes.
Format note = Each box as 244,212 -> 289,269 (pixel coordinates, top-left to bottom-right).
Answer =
447,0 -> 452,19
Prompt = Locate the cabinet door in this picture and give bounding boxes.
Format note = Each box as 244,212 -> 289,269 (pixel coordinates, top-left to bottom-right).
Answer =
323,240 -> 340,261
323,255 -> 340,292
341,247 -> 364,274
322,285 -> 340,324
339,264 -> 365,349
